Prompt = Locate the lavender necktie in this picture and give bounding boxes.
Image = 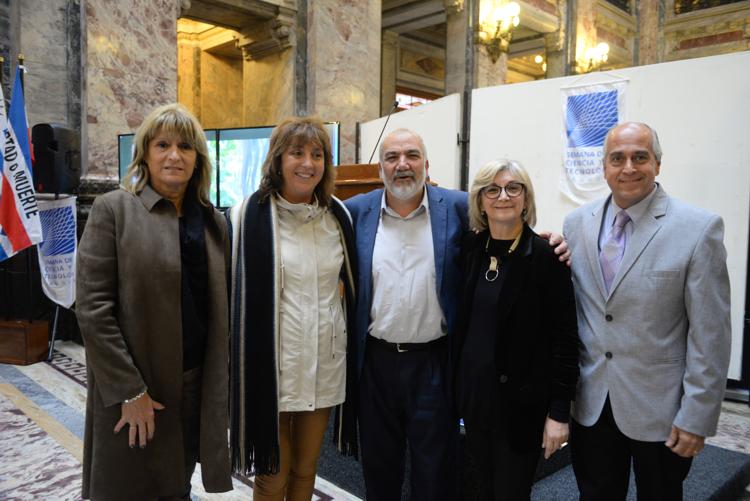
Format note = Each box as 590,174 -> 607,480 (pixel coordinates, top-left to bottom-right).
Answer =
600,210 -> 631,293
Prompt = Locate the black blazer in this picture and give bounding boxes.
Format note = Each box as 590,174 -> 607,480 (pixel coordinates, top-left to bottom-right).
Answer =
454,225 -> 579,452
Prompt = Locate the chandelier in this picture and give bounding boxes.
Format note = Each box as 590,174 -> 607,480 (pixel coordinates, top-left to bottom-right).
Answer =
580,42 -> 610,73
476,0 -> 521,63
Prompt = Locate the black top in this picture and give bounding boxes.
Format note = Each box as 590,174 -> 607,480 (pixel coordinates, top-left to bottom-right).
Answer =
179,197 -> 208,371
454,225 -> 579,450
462,238 -> 513,429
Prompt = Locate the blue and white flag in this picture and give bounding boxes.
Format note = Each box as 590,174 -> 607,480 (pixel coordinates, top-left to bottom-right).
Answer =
560,80 -> 627,204
36,196 -> 77,308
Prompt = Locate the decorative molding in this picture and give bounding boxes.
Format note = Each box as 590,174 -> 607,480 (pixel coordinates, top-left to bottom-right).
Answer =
508,35 -> 546,56
545,27 -> 566,52
665,0 -> 750,26
444,0 -> 465,15
382,30 -> 400,49
518,0 -> 560,33
663,5 -> 750,59
179,0 -> 280,31
596,0 -> 637,58
234,6 -> 295,60
597,0 -> 637,28
200,26 -> 242,53
664,0 -> 750,20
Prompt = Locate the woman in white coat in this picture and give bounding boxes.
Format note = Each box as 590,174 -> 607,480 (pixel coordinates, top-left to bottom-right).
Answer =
227,116 -> 358,501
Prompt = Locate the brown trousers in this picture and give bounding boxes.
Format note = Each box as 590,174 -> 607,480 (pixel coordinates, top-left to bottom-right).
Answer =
253,407 -> 332,501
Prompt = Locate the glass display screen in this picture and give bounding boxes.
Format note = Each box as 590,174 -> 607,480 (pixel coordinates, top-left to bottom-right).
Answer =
118,123 -> 339,209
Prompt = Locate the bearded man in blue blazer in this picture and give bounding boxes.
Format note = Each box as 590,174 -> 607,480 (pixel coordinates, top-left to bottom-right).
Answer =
563,122 -> 731,500
346,128 -> 568,500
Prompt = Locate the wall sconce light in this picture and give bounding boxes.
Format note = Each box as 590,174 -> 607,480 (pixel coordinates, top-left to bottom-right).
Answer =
579,42 -> 610,73
476,0 -> 521,63
534,54 -> 547,73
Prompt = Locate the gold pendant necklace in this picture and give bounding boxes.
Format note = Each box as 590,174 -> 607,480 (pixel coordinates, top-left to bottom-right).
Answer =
485,230 -> 523,282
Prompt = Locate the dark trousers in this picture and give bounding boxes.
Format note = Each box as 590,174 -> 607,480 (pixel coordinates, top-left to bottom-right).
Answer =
358,336 -> 459,501
464,424 -> 541,501
157,366 -> 203,501
571,398 -> 693,501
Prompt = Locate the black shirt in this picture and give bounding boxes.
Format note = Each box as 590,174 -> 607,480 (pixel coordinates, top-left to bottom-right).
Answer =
179,197 -> 208,371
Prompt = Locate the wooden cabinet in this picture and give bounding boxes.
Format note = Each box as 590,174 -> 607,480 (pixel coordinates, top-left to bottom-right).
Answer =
334,164 -> 383,200
0,320 -> 49,365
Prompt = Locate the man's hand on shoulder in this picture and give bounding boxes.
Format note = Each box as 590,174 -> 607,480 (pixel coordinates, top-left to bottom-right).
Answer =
539,230 -> 571,266
665,425 -> 705,458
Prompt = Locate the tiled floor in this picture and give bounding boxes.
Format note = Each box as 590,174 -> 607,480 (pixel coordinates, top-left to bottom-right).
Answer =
0,341 -> 358,501
1,341 -> 748,500
707,399 -> 750,500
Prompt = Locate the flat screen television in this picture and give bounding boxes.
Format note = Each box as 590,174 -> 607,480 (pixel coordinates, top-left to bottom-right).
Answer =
118,123 -> 340,209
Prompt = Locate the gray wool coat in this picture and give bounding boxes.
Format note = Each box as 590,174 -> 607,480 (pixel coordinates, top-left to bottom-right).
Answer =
76,185 -> 232,500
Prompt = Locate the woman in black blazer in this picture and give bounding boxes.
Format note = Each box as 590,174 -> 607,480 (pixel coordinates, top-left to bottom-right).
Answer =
455,159 -> 580,500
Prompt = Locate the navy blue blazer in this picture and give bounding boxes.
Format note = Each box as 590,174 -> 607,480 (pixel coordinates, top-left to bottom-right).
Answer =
344,184 -> 469,375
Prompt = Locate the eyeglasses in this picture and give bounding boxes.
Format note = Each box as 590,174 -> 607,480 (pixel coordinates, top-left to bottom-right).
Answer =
481,182 -> 525,199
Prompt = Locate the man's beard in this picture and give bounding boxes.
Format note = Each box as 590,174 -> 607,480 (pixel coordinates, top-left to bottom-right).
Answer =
383,168 -> 426,201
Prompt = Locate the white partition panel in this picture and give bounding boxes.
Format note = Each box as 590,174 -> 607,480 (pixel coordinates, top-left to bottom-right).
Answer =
470,52 -> 750,380
358,94 -> 463,189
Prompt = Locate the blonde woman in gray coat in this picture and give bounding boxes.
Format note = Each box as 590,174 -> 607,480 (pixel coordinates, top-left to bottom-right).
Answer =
76,103 -> 232,500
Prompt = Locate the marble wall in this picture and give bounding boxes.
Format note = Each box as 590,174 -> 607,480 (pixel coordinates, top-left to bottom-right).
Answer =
575,0 -> 599,72
0,0 -> 12,103
84,0 -> 178,178
475,50 -> 508,88
307,0 -> 381,164
380,30 -> 398,116
201,52 -> 243,129
20,0 -> 81,128
664,2 -> 750,61
177,29 -> 201,120
445,6 -> 469,96
638,0 -> 660,64
242,50 -> 296,126
0,0 -> 80,130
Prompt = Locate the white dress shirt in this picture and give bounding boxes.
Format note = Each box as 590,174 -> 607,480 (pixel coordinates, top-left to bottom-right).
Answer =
368,189 -> 446,343
276,195 -> 347,412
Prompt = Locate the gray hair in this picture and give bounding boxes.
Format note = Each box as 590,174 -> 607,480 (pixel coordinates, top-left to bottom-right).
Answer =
469,159 -> 537,231
603,122 -> 662,163
378,128 -> 428,164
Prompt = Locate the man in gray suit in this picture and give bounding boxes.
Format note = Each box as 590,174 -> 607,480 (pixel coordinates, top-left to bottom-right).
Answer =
563,122 -> 731,500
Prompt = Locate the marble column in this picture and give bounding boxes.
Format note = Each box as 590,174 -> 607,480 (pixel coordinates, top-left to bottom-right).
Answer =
177,29 -> 201,121
242,51 -> 295,126
574,0 -> 599,72
381,30 -> 398,116
637,0 -> 659,65
545,29 -> 566,78
4,0 -> 81,129
445,4 -> 469,95
237,8 -> 297,126
474,46 -> 507,88
446,2 -> 508,92
0,0 -> 14,103
84,0 -> 178,177
307,0 -> 381,164
200,52 -> 243,129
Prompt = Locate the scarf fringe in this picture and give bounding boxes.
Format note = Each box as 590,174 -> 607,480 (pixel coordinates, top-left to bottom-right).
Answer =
230,447 -> 282,477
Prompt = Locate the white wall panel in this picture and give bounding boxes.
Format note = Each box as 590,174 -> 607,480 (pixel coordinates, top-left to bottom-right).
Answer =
359,93 -> 463,189
469,52 -> 750,380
